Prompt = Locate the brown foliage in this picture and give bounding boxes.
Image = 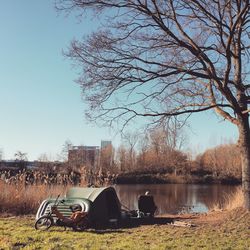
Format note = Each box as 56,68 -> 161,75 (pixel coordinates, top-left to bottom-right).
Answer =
199,143 -> 241,178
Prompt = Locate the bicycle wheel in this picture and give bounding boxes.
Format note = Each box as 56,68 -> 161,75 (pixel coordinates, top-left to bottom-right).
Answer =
35,216 -> 53,230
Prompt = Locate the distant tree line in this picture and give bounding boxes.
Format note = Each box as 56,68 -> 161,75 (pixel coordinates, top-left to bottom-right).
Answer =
196,143 -> 241,182
114,127 -> 188,175
0,127 -> 242,185
100,127 -> 241,183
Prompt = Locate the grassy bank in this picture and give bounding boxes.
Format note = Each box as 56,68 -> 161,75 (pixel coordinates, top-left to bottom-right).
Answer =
0,208 -> 249,250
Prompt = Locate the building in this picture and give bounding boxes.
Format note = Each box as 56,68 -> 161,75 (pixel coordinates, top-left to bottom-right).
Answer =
101,140 -> 112,149
68,146 -> 100,168
68,141 -> 113,170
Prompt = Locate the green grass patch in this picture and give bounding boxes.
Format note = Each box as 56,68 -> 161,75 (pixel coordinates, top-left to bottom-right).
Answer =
0,211 -> 249,250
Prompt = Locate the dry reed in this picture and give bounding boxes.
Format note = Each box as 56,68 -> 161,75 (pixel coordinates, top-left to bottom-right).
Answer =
211,187 -> 244,211
0,181 -> 72,215
223,187 -> 244,210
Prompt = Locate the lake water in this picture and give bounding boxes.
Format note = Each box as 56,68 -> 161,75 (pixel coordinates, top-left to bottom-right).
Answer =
114,184 -> 239,214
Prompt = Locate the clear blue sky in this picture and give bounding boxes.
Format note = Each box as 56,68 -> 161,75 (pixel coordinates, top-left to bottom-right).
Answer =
0,1 -> 238,160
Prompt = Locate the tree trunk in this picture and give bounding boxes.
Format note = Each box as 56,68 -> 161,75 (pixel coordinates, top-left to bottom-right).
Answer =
238,116 -> 250,210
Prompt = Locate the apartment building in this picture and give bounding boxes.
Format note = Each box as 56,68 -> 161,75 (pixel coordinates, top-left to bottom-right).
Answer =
68,146 -> 100,167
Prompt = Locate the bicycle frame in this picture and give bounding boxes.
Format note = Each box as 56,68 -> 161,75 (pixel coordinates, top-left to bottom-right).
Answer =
35,194 -> 88,231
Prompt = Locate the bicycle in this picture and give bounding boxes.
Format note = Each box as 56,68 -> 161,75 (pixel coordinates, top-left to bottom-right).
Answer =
35,195 -> 89,231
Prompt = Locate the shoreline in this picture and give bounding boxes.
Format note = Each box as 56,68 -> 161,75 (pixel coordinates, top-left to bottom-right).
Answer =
115,173 -> 241,185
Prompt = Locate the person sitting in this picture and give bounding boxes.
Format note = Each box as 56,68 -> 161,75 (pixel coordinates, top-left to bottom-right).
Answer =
138,191 -> 157,217
51,204 -> 88,225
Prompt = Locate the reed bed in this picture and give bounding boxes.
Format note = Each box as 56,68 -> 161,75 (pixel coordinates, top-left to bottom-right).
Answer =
223,187 -> 244,210
0,181 -> 71,215
0,180 -> 244,215
211,187 -> 244,211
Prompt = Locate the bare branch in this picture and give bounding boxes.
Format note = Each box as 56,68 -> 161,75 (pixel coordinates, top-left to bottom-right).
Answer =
58,0 -> 250,129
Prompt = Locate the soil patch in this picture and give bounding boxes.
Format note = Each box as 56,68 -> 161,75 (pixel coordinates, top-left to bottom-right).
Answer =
159,207 -> 249,227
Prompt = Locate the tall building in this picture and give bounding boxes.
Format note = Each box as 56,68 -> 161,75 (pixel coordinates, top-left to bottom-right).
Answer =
100,141 -> 113,171
101,140 -> 112,149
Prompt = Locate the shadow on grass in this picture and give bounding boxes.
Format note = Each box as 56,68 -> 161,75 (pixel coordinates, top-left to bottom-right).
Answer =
88,229 -> 125,234
34,216 -> 192,234
86,217 -> 176,234
121,217 -> 174,227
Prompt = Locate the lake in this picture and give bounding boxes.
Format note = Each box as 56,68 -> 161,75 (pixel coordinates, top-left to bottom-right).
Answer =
114,184 -> 239,214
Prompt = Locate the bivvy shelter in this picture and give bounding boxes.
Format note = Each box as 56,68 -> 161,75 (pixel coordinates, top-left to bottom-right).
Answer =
66,187 -> 121,226
35,186 -> 121,228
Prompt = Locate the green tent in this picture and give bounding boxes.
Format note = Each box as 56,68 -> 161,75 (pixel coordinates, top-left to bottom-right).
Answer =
66,187 -> 121,226
36,186 -> 121,227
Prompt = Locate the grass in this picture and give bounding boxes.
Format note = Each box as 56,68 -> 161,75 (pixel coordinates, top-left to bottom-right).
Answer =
0,208 -> 249,250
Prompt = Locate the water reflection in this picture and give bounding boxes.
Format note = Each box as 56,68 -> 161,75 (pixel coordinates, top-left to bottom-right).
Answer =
114,184 -> 239,214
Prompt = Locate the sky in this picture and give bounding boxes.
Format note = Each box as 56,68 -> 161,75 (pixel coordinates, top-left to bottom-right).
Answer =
0,1 -> 238,160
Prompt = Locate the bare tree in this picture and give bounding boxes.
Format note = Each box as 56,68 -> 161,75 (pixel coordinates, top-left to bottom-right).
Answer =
138,127 -> 187,173
122,131 -> 139,171
116,145 -> 128,172
14,151 -> 28,162
137,132 -> 149,170
100,143 -> 115,173
59,139 -> 73,162
14,151 -> 28,171
57,0 -> 250,209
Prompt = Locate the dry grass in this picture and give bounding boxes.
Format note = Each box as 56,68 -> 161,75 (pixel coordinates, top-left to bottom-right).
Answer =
0,181 -> 71,215
224,187 -> 244,210
211,187 -> 244,211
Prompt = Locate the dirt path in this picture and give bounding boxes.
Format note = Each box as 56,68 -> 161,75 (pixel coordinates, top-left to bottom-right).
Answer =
159,207 -> 249,227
